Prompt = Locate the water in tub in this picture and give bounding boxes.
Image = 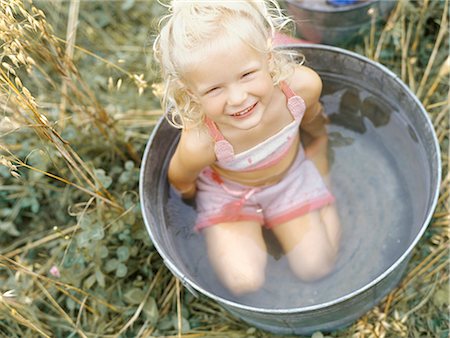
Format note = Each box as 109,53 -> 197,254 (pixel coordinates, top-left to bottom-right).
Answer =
163,78 -> 429,309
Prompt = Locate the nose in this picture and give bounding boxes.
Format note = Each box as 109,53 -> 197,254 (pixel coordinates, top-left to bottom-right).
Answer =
227,84 -> 247,106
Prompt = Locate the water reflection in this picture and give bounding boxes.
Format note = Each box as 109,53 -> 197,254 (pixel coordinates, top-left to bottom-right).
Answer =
362,96 -> 391,127
328,88 -> 392,134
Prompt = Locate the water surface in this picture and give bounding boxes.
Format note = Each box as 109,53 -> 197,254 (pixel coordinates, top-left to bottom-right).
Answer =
162,79 -> 429,309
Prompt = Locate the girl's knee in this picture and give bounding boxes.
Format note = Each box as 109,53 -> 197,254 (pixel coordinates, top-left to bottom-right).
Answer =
204,221 -> 268,294
288,248 -> 337,282
222,260 -> 266,295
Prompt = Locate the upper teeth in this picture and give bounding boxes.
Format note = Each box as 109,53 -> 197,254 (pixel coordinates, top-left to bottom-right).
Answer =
235,105 -> 252,116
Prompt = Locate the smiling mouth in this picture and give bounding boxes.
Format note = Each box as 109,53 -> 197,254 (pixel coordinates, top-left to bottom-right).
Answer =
231,102 -> 257,118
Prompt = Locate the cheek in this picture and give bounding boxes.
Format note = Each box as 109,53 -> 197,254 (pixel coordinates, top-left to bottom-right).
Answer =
257,76 -> 274,97
200,98 -> 223,116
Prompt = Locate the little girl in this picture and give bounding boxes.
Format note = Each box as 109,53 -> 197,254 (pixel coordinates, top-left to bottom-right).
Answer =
154,0 -> 341,295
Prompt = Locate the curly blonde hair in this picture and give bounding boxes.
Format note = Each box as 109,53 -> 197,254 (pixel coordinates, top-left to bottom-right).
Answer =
153,0 -> 302,128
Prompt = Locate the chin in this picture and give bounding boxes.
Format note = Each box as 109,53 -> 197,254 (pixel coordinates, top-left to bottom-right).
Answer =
233,113 -> 263,130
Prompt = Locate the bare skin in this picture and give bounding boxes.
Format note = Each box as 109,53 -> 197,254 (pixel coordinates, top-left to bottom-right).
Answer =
202,221 -> 268,294
168,40 -> 341,295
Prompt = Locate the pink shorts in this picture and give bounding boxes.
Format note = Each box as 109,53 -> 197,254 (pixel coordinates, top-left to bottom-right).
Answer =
195,147 -> 335,231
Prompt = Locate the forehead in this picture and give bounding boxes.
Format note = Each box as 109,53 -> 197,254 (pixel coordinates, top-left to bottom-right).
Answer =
182,37 -> 266,90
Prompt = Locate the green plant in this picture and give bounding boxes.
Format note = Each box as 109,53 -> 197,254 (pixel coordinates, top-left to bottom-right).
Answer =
0,0 -> 448,337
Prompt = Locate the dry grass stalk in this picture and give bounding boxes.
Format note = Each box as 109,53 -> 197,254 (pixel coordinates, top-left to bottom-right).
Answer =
431,98 -> 450,129
112,266 -> 167,336
35,280 -> 88,338
113,282 -> 152,336
0,0 -> 448,336
411,0 -> 430,52
0,146 -> 122,209
176,278 -> 183,337
2,224 -> 78,258
59,0 -> 80,126
0,1 -> 154,246
373,0 -> 402,61
0,299 -> 52,337
423,56 -> 450,107
0,254 -> 121,311
415,0 -> 449,100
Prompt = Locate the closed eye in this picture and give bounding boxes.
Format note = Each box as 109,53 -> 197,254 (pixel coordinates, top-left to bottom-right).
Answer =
241,69 -> 259,81
204,87 -> 220,96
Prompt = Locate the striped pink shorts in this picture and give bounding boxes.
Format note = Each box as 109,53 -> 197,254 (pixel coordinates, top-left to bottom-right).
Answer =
195,147 -> 335,231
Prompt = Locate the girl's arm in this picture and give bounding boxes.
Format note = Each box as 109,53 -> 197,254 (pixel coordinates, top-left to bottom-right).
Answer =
168,127 -> 216,199
289,66 -> 329,177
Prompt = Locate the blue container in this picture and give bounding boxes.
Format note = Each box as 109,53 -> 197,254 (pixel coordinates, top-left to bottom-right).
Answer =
328,0 -> 359,6
285,0 -> 397,45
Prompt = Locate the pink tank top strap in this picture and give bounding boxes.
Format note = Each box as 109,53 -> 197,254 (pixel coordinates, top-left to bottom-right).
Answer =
205,117 -> 224,141
280,81 -> 306,120
280,80 -> 297,98
204,81 -> 305,164
204,117 -> 235,163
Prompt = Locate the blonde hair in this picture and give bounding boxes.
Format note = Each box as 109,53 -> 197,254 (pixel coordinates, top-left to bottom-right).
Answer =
153,0 -> 301,128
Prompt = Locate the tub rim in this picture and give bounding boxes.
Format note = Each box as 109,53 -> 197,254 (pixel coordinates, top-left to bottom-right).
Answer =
139,43 -> 442,314
285,0 -> 379,14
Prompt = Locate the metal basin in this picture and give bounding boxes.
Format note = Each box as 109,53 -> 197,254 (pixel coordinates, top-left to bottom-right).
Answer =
285,0 -> 397,45
139,45 -> 440,335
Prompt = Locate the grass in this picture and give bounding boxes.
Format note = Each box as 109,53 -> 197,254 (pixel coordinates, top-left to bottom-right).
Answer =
0,0 -> 448,337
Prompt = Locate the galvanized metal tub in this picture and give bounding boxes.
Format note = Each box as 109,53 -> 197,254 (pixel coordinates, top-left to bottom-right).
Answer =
139,45 -> 441,335
285,0 -> 397,45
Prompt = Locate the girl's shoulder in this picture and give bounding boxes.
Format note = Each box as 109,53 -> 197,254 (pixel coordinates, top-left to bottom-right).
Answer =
178,123 -> 216,159
284,65 -> 322,106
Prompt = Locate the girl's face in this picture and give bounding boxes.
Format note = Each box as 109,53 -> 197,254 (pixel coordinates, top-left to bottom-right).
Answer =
184,38 -> 275,133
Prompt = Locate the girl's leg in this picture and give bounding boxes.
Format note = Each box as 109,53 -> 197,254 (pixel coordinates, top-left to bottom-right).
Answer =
319,204 -> 341,254
271,207 -> 341,281
202,221 -> 267,295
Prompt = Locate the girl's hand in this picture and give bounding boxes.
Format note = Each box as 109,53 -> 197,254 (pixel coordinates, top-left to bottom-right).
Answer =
177,182 -> 197,200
